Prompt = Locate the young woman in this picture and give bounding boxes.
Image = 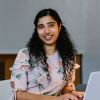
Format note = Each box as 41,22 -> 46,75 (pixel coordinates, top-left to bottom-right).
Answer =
10,8 -> 84,100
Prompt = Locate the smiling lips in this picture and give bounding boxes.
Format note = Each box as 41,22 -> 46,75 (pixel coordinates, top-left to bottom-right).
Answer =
43,35 -> 53,40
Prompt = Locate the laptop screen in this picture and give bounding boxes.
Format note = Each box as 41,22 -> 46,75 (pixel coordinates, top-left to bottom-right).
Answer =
83,71 -> 100,100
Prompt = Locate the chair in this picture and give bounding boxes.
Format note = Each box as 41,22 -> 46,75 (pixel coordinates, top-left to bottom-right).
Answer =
0,80 -> 12,100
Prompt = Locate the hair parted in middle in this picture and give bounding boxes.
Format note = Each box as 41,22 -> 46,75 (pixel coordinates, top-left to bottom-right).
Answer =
27,8 -> 77,80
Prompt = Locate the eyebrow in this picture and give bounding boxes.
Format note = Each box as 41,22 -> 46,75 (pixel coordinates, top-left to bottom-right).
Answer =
47,22 -> 56,24
37,21 -> 56,27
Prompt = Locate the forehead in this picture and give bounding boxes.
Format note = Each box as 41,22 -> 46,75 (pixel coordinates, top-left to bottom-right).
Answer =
37,15 -> 56,25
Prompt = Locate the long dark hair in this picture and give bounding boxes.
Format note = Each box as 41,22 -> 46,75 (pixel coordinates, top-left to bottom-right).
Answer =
27,8 -> 77,80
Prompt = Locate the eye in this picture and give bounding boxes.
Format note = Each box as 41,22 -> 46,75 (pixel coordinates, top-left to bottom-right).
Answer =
49,23 -> 55,28
37,25 -> 44,30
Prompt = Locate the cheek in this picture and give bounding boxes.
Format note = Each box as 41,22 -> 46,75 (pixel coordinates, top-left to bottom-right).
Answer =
52,28 -> 60,36
51,28 -> 57,33
37,30 -> 44,36
37,30 -> 45,41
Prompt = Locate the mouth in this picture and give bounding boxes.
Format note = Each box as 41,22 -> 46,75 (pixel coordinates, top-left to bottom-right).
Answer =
43,35 -> 53,40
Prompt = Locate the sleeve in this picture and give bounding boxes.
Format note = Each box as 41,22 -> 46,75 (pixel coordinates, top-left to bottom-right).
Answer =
9,49 -> 30,100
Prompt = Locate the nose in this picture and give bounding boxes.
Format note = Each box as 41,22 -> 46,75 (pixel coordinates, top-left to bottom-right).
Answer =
45,27 -> 50,34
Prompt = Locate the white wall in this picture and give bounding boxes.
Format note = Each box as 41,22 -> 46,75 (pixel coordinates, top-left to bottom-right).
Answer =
0,0 -> 100,83
0,0 -> 85,53
82,0 -> 100,83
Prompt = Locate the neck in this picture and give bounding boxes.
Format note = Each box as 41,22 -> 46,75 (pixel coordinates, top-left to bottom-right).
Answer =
44,45 -> 57,56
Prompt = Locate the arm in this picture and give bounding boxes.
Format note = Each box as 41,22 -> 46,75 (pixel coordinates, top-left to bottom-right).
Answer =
61,68 -> 76,94
16,90 -> 79,100
10,81 -> 57,100
16,91 -> 57,100
9,81 -> 78,100
61,64 -> 84,99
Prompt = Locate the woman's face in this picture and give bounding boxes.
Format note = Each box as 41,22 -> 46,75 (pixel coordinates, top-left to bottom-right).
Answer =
37,15 -> 61,47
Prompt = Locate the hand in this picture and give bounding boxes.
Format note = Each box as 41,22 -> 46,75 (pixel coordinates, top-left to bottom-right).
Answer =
57,93 -> 78,100
71,91 -> 84,100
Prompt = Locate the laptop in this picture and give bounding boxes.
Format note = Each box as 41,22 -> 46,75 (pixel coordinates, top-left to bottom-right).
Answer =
83,71 -> 100,100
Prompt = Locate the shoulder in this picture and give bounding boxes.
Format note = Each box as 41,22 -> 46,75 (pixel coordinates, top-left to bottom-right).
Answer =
16,48 -> 29,60
18,48 -> 29,55
10,48 -> 30,70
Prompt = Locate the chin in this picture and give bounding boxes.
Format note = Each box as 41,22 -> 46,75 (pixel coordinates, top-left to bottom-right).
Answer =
44,42 -> 56,46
